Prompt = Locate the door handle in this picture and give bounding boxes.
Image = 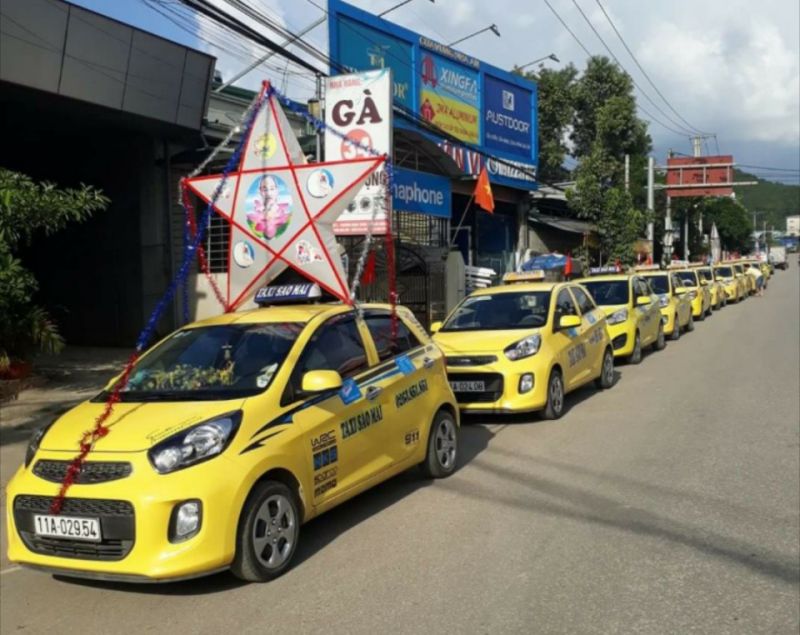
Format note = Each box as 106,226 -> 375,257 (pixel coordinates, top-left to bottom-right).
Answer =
366,385 -> 383,401
423,357 -> 434,369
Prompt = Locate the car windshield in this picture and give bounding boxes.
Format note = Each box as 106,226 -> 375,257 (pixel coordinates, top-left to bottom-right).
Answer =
715,266 -> 733,277
676,271 -> 698,287
441,291 -> 551,331
697,268 -> 713,281
646,275 -> 670,294
734,265 -> 744,274
581,280 -> 630,306
108,323 -> 304,402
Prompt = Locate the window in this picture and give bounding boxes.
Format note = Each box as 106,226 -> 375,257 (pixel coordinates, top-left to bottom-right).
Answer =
285,316 -> 368,403
441,292 -> 551,331
633,278 -> 651,298
671,274 -> 684,291
571,286 -> 596,314
580,280 -> 629,306
554,288 -> 578,318
365,315 -> 421,361
647,275 -> 669,294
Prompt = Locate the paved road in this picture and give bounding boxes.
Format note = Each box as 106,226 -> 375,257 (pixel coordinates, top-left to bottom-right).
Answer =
2,267 -> 798,634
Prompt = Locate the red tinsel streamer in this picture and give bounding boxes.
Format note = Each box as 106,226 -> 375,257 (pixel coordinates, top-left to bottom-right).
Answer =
50,352 -> 140,513
181,180 -> 229,311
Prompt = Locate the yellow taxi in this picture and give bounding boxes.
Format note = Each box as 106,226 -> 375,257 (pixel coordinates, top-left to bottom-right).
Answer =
694,265 -> 727,310
732,261 -> 755,295
714,262 -> 747,303
577,267 -> 665,364
431,271 -> 615,420
635,266 -> 694,340
669,264 -> 712,320
6,283 -> 459,583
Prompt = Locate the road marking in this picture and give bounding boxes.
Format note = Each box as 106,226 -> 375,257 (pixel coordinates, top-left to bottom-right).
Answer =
0,566 -> 21,575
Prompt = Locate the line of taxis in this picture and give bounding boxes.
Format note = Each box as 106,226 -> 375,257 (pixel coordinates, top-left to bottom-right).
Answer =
6,259 -> 769,584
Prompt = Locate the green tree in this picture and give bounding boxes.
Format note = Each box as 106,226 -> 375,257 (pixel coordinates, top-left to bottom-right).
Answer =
520,64 -> 578,183
0,168 -> 109,370
697,197 -> 754,253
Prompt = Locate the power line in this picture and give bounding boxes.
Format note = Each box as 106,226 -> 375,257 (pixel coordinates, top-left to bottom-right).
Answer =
542,0 -> 592,57
593,0 -> 713,136
569,0 -> 698,137
738,164 -> 800,173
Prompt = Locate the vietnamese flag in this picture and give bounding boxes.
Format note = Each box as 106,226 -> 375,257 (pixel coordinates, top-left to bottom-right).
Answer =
474,166 -> 494,213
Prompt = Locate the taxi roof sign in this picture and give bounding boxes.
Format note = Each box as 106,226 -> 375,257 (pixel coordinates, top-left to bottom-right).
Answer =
588,265 -> 622,275
633,264 -> 661,271
503,270 -> 545,283
255,283 -> 322,306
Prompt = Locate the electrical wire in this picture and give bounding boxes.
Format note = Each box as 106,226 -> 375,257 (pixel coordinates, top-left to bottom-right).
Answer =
593,0 -> 713,136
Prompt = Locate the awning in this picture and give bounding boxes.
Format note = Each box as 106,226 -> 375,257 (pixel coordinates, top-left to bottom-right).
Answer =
528,213 -> 596,235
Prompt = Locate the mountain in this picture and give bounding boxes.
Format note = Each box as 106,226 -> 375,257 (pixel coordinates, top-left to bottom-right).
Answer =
733,169 -> 800,231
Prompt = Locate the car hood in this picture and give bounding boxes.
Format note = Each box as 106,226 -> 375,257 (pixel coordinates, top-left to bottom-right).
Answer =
40,399 -> 246,452
434,329 -> 542,354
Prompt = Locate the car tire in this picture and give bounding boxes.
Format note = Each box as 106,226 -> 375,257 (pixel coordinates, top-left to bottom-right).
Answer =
231,480 -> 300,582
670,320 -> 681,341
687,313 -> 695,332
594,347 -> 614,389
421,409 -> 459,479
654,323 -> 666,351
696,307 -> 705,321
541,369 -> 565,420
628,332 -> 642,364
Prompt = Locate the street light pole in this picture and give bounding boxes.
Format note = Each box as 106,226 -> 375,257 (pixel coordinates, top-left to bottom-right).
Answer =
379,0 -> 434,17
449,24 -> 501,47
516,54 -> 560,72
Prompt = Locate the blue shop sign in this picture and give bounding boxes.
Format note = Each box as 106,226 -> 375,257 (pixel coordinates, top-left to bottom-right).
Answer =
392,168 -> 452,218
484,75 -> 533,159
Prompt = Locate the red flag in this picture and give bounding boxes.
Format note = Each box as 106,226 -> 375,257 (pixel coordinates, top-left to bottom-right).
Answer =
564,252 -> 573,277
361,251 -> 376,285
474,166 -> 494,213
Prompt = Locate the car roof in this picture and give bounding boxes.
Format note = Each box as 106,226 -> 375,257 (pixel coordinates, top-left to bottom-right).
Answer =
473,281 -> 559,295
638,270 -> 668,275
575,274 -> 632,282
185,302 -> 400,328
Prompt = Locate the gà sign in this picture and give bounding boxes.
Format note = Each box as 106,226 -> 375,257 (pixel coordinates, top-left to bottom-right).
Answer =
325,69 -> 393,235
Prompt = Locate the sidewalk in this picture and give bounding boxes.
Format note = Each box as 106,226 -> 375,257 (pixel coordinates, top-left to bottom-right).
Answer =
0,347 -> 130,444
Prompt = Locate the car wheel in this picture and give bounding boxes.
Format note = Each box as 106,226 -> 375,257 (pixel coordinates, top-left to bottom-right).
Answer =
421,409 -> 458,479
687,313 -> 695,332
594,347 -> 614,389
231,481 -> 300,582
629,332 -> 642,364
696,307 -> 705,321
541,369 -> 565,420
670,320 -> 681,341
654,323 -> 666,351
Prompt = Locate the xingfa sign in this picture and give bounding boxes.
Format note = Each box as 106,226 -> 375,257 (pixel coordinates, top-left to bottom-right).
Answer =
325,69 -> 393,235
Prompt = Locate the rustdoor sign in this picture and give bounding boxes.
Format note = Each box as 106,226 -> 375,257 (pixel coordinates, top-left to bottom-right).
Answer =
484,75 -> 533,159
325,69 -> 393,235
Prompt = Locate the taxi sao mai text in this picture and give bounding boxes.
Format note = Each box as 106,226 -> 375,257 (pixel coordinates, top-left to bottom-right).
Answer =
6,283 -> 460,583
634,265 -> 694,340
576,266 -> 665,363
431,271 -> 615,420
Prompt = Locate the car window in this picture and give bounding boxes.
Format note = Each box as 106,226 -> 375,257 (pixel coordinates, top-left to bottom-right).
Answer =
285,315 -> 368,403
671,274 -> 684,290
645,275 -> 669,294
571,286 -> 596,314
580,280 -> 629,306
634,278 -> 650,297
364,315 -> 421,361
676,271 -> 698,287
554,288 -> 579,318
441,292 -> 551,331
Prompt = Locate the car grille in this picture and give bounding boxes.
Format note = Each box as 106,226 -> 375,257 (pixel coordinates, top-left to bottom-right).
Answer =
446,355 -> 498,367
13,495 -> 135,561
33,460 -> 132,484
448,372 -> 504,403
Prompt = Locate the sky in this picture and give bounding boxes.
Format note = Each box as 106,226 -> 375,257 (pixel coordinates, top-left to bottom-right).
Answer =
69,0 -> 800,183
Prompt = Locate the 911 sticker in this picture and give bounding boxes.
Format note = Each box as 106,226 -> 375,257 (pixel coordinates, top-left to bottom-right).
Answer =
404,430 -> 420,445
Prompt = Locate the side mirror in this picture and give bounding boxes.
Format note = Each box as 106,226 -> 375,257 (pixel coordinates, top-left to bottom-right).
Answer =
675,287 -> 688,295
636,296 -> 652,306
301,370 -> 343,393
430,321 -> 443,334
700,279 -> 709,286
558,315 -> 581,330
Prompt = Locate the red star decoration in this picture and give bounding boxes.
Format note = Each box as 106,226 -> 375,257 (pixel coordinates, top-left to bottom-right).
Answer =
185,82 -> 385,309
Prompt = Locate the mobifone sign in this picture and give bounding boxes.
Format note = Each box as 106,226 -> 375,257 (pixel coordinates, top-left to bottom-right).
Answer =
392,167 -> 451,218
325,69 -> 393,235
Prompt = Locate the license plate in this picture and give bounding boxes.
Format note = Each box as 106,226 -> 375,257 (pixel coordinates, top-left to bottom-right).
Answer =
450,380 -> 485,392
33,514 -> 102,542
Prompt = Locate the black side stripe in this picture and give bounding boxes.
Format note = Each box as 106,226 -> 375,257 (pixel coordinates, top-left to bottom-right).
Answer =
240,429 -> 286,455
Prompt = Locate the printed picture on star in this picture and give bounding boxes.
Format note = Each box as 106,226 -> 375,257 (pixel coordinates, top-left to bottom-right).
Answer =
253,132 -> 277,160
296,240 -> 323,265
233,240 -> 255,268
306,168 -> 335,198
245,174 -> 292,241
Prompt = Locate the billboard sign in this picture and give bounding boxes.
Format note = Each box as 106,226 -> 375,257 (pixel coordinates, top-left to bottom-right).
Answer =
328,0 -> 538,191
392,167 -> 451,218
324,69 -> 392,235
666,155 -> 734,198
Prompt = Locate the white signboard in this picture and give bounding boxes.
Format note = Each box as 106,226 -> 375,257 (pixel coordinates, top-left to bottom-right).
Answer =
325,69 -> 393,235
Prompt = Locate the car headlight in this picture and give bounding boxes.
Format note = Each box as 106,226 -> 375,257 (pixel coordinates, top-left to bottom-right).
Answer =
504,334 -> 542,361
659,294 -> 670,308
607,308 -> 628,325
148,411 -> 242,474
25,421 -> 55,467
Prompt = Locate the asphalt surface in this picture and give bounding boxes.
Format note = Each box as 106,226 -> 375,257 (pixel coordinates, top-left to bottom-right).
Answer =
1,267 -> 798,634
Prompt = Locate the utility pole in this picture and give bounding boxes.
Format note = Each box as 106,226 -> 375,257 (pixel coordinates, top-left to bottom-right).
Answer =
646,156 -> 654,243
314,73 -> 322,162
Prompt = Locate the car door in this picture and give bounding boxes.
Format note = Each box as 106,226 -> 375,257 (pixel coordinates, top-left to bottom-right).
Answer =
633,277 -> 659,345
362,310 -> 439,465
671,273 -> 690,324
570,284 -> 605,381
286,313 -> 391,507
552,286 -> 589,390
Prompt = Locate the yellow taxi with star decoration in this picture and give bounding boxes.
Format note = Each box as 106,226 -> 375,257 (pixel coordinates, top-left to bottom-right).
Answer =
669,263 -> 713,321
576,266 -> 666,363
634,265 -> 694,340
6,283 -> 460,583
430,271 -> 615,420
